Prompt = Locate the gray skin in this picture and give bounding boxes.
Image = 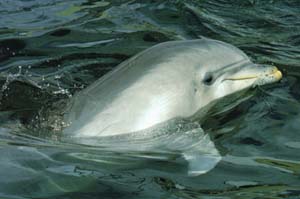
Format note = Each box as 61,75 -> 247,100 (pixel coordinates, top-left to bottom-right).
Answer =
63,38 -> 281,138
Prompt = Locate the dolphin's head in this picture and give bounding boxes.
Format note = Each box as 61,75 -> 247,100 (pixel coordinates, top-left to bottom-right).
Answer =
192,39 -> 282,108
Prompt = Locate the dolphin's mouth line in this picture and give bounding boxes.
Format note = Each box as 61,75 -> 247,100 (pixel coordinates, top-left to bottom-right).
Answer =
224,67 -> 282,82
224,75 -> 258,81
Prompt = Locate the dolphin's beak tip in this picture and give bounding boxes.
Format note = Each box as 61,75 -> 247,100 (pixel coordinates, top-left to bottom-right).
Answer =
273,67 -> 283,81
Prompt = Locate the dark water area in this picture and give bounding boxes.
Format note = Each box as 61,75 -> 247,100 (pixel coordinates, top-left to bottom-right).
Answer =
1,0 -> 300,198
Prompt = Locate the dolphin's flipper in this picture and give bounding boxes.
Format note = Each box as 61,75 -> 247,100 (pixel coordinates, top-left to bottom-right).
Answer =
163,127 -> 221,176
182,132 -> 221,176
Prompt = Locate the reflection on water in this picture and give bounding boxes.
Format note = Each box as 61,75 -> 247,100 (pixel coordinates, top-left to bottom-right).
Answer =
1,0 -> 300,198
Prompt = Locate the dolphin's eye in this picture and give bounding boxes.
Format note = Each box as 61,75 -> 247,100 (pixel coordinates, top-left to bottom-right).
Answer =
203,73 -> 214,85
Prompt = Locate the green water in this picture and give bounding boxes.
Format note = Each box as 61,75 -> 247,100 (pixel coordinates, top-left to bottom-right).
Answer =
1,0 -> 300,198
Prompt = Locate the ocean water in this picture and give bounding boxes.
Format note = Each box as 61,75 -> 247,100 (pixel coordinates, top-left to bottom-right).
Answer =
1,0 -> 300,198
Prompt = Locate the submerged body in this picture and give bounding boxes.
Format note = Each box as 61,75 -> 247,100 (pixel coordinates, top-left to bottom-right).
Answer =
63,39 -> 282,137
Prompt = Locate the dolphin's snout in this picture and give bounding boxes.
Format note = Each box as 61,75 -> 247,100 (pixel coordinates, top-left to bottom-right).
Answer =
269,66 -> 282,81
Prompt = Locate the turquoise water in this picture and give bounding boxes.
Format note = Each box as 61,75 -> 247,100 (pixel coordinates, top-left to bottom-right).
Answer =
1,0 -> 300,198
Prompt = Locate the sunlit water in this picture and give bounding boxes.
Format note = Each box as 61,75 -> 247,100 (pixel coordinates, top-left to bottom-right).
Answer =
1,0 -> 300,198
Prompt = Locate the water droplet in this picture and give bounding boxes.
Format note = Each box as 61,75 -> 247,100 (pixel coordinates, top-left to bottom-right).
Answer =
19,32 -> 27,36
54,75 -> 61,79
